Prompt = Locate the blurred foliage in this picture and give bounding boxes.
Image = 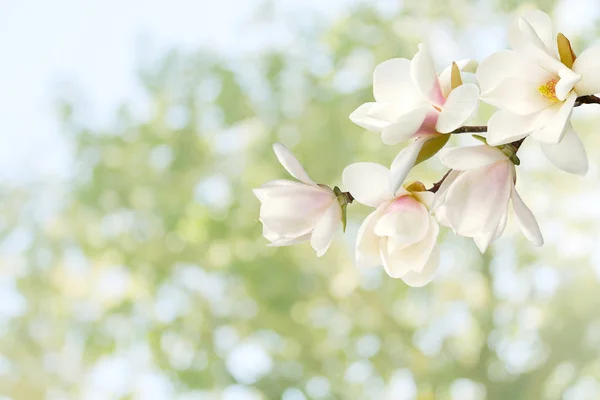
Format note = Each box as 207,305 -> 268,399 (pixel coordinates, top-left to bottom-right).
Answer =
2,0 -> 600,399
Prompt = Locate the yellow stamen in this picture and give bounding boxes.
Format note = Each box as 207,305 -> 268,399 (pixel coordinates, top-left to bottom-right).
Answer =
538,79 -> 559,101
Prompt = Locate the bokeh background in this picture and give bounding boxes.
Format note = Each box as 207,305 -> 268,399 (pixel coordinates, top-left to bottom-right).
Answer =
2,0 -> 600,399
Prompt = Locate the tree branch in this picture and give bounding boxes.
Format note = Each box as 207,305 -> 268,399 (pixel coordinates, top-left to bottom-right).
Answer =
575,94 -> 600,106
428,94 -> 600,192
428,170 -> 452,193
451,126 -> 487,134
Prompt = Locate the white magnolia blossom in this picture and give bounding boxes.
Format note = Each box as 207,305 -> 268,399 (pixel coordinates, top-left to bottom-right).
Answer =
342,159 -> 440,287
433,145 -> 543,252
255,9 -> 598,286
477,9 -> 592,175
350,43 -> 480,174
253,143 -> 342,257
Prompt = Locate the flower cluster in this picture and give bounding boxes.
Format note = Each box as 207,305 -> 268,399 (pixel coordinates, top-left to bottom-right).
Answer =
254,10 -> 599,286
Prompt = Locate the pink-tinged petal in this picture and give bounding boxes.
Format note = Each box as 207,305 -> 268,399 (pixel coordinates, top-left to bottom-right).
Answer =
511,185 -> 544,246
481,77 -> 555,115
399,245 -> 440,287
311,201 -> 342,257
530,92 -> 576,144
486,111 -> 541,146
393,216 -> 439,273
476,50 -> 553,93
439,145 -> 508,171
350,103 -> 390,132
540,123 -> 589,176
342,162 -> 392,208
259,188 -> 334,238
436,83 -> 480,133
439,59 -> 478,97
254,183 -> 332,206
374,196 -> 429,245
431,170 -> 462,211
253,179 -> 303,202
411,43 -> 445,108
356,206 -> 387,268
273,143 -> 316,185
473,210 -> 507,253
509,11 -> 555,55
389,138 -> 428,194
381,106 -> 429,145
373,58 -> 420,103
414,108 -> 440,137
444,161 -> 512,237
573,45 -> 600,95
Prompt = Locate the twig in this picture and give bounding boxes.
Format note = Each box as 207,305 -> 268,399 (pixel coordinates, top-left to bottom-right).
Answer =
575,94 -> 600,106
428,170 -> 452,193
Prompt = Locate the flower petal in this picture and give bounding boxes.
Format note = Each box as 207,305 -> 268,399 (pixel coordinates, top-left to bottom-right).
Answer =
399,245 -> 440,287
393,216 -> 439,273
476,50 -> 552,93
373,58 -> 420,103
555,68 -> 581,101
444,161 -> 512,237
473,210 -> 507,253
381,105 -> 429,145
342,162 -> 392,208
481,77 -> 555,115
509,10 -> 555,55
268,233 -> 311,247
412,190 -> 435,210
511,185 -> 544,246
258,185 -> 334,238
350,103 -> 390,132
439,59 -> 478,98
436,83 -> 480,133
530,92 -> 576,144
540,123 -> 589,176
573,45 -> 600,95
486,111 -> 540,145
253,179 -> 303,202
389,138 -> 428,194
273,143 -> 316,185
374,196 -> 429,245
311,201 -> 342,257
411,43 -> 445,107
356,207 -> 387,268
439,145 -> 508,171
431,169 -> 462,211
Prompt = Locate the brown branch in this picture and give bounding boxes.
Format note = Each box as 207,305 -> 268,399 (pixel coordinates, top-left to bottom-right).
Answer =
428,170 -> 452,193
451,126 -> 487,134
575,94 -> 600,106
451,95 -> 600,135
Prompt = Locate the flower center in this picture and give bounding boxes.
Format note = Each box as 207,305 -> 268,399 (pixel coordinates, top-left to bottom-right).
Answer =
538,79 -> 559,101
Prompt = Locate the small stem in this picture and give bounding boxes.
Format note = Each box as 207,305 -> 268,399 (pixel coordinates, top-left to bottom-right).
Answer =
428,170 -> 452,193
575,94 -> 600,106
451,126 -> 488,134
344,192 -> 354,204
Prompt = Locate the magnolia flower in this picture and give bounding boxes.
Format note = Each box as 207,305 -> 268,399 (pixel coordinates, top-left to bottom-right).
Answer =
477,9 -> 593,175
253,143 -> 342,256
433,145 -> 543,252
350,44 -> 480,175
343,159 -> 440,287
